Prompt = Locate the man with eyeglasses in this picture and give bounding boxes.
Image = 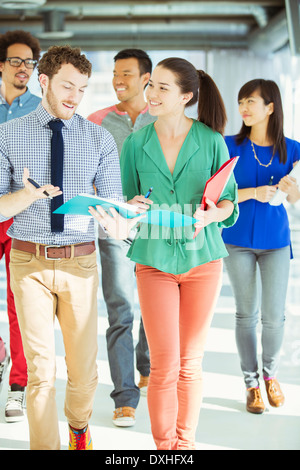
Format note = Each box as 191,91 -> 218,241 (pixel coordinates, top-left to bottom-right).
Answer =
0,30 -> 41,423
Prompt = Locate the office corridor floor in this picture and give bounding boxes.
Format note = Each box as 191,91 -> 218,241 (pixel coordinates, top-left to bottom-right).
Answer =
0,207 -> 299,451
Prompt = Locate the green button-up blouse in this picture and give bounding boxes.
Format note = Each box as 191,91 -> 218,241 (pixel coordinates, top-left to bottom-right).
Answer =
120,120 -> 238,274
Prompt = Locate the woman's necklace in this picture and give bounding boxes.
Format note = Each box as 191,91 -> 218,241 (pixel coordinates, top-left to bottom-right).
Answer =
250,140 -> 275,168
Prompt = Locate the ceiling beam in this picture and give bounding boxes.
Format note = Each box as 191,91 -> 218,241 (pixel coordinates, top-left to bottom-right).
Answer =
0,1 -> 286,52
248,8 -> 288,54
0,1 -> 274,27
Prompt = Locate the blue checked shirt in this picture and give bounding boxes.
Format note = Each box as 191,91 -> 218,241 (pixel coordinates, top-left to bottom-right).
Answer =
0,88 -> 41,124
0,103 -> 123,245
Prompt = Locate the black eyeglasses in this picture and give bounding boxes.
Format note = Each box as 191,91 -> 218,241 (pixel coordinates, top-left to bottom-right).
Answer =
6,57 -> 37,69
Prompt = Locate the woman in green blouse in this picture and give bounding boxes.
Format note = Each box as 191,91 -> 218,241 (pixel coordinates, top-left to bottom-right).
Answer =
91,58 -> 238,450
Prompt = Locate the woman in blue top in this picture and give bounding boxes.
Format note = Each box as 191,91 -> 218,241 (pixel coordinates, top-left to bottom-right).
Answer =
223,79 -> 300,414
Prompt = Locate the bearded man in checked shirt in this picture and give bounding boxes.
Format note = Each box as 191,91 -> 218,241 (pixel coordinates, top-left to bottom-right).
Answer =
0,45 -> 139,450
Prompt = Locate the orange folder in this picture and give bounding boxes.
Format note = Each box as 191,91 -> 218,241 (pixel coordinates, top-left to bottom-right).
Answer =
193,156 -> 239,238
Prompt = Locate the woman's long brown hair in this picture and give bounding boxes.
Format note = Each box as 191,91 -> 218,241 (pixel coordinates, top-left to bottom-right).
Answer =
236,79 -> 287,164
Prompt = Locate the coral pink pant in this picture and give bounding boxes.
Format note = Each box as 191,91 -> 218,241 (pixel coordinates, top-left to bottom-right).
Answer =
136,260 -> 222,450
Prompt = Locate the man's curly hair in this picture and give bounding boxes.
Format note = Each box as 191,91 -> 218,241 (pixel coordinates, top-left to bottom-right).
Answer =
0,30 -> 41,76
38,45 -> 92,79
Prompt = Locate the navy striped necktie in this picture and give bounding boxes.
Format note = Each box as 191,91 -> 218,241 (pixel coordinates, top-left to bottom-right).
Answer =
48,119 -> 64,232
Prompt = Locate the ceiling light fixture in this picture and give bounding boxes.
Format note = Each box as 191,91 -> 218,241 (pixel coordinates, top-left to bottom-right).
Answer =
37,10 -> 74,40
0,0 -> 45,8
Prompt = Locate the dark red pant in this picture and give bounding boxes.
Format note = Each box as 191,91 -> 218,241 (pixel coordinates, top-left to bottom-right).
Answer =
0,220 -> 27,386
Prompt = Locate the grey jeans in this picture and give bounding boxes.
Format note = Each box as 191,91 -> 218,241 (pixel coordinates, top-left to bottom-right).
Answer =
98,236 -> 150,409
224,244 -> 290,388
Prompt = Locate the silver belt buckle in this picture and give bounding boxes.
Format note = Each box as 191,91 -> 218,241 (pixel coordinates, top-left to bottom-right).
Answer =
44,245 -> 62,260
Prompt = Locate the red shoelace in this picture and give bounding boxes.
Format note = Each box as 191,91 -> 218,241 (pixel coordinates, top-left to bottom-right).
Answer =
71,427 -> 88,450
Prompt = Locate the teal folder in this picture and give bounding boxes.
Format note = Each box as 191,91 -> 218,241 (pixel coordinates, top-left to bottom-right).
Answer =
53,194 -> 197,228
53,194 -> 138,219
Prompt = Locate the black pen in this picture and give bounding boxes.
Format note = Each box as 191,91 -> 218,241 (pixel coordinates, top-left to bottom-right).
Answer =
144,187 -> 153,199
268,176 -> 274,186
27,178 -> 53,199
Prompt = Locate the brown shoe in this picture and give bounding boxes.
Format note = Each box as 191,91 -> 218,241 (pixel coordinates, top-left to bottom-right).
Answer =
265,378 -> 285,407
246,387 -> 266,414
138,374 -> 149,397
112,406 -> 136,427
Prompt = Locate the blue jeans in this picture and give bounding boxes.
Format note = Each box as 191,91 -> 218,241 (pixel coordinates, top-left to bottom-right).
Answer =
98,236 -> 150,409
224,244 -> 290,389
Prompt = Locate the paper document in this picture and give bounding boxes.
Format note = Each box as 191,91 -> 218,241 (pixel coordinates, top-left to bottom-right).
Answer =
193,156 -> 239,238
269,160 -> 300,206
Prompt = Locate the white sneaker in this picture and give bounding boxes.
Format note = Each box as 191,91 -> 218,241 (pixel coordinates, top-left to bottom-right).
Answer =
112,407 -> 136,427
5,385 -> 26,422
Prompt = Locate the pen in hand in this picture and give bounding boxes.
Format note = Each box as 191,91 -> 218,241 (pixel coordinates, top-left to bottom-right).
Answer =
127,187 -> 153,212
27,178 -> 53,199
144,187 -> 153,199
268,176 -> 274,186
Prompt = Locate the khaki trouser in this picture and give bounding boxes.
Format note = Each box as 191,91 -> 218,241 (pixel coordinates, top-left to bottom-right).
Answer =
9,247 -> 99,450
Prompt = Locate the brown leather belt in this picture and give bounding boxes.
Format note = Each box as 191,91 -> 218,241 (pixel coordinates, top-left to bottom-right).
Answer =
12,239 -> 95,260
